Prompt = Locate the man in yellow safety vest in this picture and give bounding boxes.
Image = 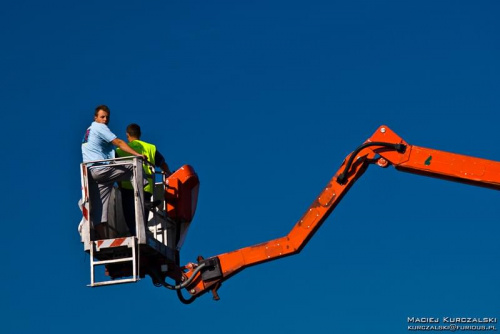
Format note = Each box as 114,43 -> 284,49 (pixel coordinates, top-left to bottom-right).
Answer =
116,123 -> 172,234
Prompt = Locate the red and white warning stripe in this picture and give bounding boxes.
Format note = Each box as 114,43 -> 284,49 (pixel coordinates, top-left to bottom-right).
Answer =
96,237 -> 133,249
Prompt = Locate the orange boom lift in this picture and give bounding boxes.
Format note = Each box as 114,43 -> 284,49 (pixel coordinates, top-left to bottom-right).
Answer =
79,125 -> 500,303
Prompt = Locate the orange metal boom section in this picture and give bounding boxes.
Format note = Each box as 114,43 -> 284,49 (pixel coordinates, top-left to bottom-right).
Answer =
184,125 -> 500,300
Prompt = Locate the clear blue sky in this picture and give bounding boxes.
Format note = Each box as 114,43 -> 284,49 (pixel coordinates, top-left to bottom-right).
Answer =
2,1 -> 499,333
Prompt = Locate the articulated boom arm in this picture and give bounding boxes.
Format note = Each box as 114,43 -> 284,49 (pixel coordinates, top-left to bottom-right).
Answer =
181,125 -> 500,301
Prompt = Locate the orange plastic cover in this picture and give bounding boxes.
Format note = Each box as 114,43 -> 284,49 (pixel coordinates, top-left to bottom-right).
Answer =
165,165 -> 199,223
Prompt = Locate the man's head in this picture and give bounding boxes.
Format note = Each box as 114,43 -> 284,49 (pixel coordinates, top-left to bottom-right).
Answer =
126,123 -> 141,142
94,105 -> 110,125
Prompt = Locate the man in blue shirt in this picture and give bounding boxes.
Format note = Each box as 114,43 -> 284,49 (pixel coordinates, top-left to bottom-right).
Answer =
82,105 -> 146,239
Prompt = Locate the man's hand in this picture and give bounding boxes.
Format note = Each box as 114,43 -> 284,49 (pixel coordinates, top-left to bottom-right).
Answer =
112,138 -> 144,158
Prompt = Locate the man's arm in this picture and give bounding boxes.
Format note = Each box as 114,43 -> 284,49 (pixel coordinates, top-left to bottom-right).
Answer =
112,138 -> 146,159
155,150 -> 172,175
160,162 -> 172,176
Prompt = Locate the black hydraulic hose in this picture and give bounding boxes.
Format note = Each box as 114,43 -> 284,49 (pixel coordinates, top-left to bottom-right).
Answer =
158,262 -> 208,291
177,289 -> 197,304
336,142 -> 406,185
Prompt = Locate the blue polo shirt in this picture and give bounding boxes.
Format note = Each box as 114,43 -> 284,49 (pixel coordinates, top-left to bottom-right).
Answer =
81,122 -> 117,162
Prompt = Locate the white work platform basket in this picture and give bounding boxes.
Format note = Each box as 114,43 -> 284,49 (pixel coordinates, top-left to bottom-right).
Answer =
78,156 -> 191,287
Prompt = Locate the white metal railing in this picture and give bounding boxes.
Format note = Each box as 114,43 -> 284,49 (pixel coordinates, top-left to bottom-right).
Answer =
83,156 -> 146,243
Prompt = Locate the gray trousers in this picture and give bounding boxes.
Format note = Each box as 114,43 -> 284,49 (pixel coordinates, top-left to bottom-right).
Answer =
88,165 -> 134,226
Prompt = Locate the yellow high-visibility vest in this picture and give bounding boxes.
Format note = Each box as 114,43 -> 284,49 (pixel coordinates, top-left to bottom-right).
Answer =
116,140 -> 157,194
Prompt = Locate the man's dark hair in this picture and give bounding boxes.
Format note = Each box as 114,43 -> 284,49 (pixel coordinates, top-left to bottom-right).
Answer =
94,105 -> 110,116
126,123 -> 141,138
